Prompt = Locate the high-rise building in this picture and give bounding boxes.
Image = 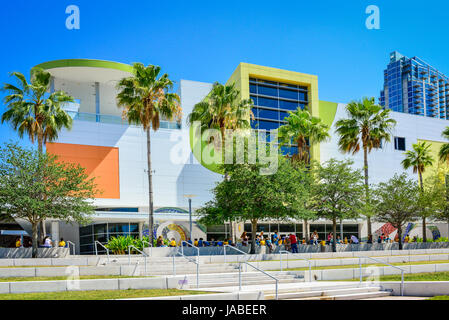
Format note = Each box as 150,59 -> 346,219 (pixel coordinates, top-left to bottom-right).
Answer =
380,51 -> 449,119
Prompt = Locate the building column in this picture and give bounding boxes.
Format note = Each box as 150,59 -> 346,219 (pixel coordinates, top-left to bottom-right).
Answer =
51,221 -> 60,247
95,82 -> 100,122
139,222 -> 144,240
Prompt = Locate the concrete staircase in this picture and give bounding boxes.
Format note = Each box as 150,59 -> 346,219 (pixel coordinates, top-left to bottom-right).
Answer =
263,283 -> 393,300
183,271 -> 304,289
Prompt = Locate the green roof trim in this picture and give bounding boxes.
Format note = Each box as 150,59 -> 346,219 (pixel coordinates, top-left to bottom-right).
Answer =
319,100 -> 339,127
35,59 -> 133,73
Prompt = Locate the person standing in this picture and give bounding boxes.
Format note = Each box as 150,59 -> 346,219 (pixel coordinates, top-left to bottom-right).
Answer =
312,231 -> 319,245
289,233 -> 298,253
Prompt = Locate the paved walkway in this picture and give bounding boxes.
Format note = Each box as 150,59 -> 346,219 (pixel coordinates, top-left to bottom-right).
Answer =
194,281 -> 363,293
361,296 -> 429,300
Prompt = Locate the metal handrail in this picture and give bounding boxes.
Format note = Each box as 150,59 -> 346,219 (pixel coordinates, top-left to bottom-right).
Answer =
223,244 -> 249,263
66,241 -> 76,255
224,245 -> 249,271
128,245 -> 148,274
357,256 -> 406,296
181,241 -> 200,264
94,241 -> 110,263
173,248 -> 200,288
142,240 -> 153,257
279,250 -> 312,282
239,261 -> 279,300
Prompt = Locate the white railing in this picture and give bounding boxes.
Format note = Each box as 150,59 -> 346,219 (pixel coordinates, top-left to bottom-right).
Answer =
181,241 -> 200,264
128,245 -> 148,274
279,250 -> 312,282
239,262 -> 279,300
224,245 -> 249,271
66,241 -> 76,255
94,241 -> 110,263
357,256 -> 406,296
173,248 -> 200,289
142,240 -> 153,257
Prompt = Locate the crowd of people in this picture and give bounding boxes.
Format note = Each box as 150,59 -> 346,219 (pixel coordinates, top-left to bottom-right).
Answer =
153,230 -> 415,252
15,236 -> 67,248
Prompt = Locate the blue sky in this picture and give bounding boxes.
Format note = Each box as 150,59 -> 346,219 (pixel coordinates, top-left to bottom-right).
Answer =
1,0 -> 449,147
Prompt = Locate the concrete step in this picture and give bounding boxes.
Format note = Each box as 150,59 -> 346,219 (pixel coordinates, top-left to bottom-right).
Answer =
188,278 -> 304,289
298,291 -> 392,300
265,286 -> 385,300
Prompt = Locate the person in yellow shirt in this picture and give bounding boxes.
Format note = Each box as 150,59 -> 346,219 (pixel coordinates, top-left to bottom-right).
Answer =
278,239 -> 283,246
193,239 -> 199,247
344,237 -> 349,244
224,240 -> 229,246
169,238 -> 177,247
59,238 -> 66,248
15,237 -> 21,248
260,238 -> 266,246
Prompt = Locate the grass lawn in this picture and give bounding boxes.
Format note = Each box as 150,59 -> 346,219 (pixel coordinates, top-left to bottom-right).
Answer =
276,260 -> 449,271
428,296 -> 449,300
0,275 -> 154,282
0,265 -> 74,269
0,289 -> 210,300
335,271 -> 449,282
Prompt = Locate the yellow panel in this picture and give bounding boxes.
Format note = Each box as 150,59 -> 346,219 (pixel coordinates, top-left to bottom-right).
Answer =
417,139 -> 449,181
226,63 -> 320,161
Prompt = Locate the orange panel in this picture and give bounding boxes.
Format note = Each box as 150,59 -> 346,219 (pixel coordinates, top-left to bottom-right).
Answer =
46,143 -> 120,199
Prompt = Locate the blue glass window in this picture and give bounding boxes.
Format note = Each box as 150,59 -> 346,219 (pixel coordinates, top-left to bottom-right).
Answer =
258,85 -> 278,97
279,100 -> 299,111
250,84 -> 257,94
250,95 -> 257,105
280,111 -> 290,121
258,120 -> 280,131
258,97 -> 278,108
298,92 -> 308,101
279,88 -> 298,100
258,108 -> 279,120
251,108 -> 258,118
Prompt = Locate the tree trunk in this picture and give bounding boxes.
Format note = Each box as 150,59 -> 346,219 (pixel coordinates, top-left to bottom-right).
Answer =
363,146 -> 372,238
304,219 -> 309,242
422,217 -> 427,243
340,219 -> 344,241
332,217 -> 337,253
37,132 -> 46,244
250,219 -> 258,254
398,226 -> 403,250
39,222 -> 46,244
146,128 -> 155,245
418,171 -> 427,243
32,222 -> 39,258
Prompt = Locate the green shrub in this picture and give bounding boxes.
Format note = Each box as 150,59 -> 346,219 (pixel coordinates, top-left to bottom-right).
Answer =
105,235 -> 154,255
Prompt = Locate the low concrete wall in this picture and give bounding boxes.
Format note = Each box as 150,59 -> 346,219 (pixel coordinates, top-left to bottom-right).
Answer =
144,243 -> 449,257
380,281 -> 449,297
125,291 -> 265,301
0,276 -> 185,294
0,248 -> 70,259
311,263 -> 449,281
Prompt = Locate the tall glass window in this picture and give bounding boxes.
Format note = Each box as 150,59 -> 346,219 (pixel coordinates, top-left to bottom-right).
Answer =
249,78 -> 309,132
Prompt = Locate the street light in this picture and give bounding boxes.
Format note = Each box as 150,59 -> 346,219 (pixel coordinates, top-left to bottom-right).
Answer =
184,194 -> 197,239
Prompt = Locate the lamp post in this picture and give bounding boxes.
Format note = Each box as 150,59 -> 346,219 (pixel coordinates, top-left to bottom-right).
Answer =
184,195 -> 197,239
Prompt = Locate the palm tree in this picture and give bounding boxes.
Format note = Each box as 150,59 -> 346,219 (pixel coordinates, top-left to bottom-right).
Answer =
335,97 -> 397,238
117,63 -> 181,245
187,82 -> 253,242
1,67 -> 74,153
402,142 -> 434,242
438,127 -> 449,164
278,108 -> 330,242
2,67 -> 74,242
278,108 -> 330,164
187,82 -> 254,147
